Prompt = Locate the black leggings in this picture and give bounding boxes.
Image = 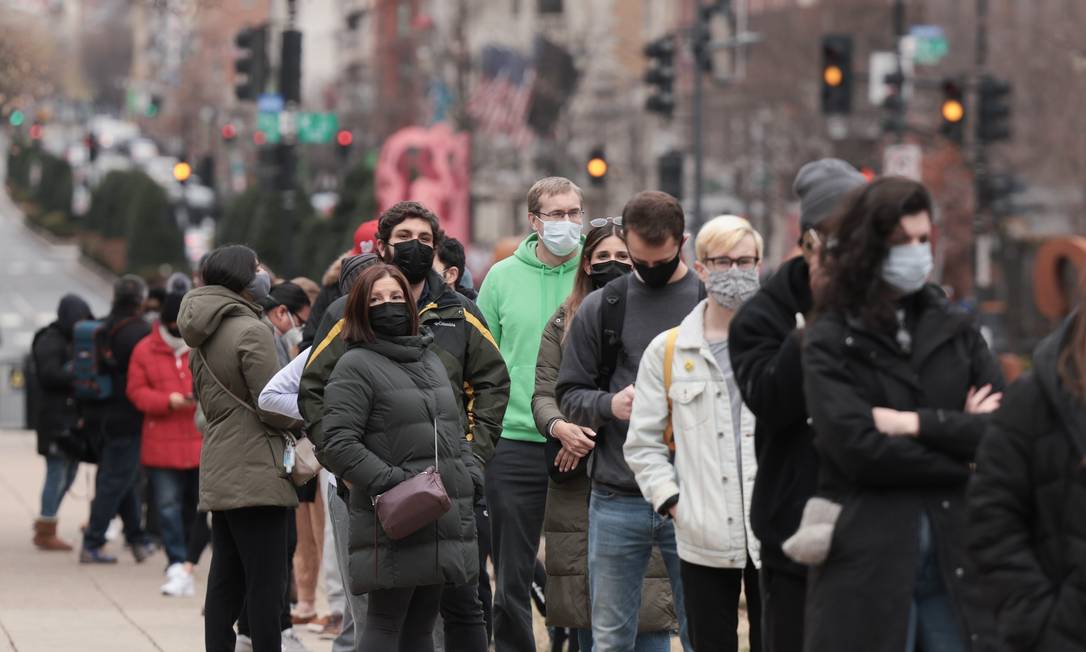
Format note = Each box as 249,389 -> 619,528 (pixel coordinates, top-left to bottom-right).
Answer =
237,509 -> 297,636
186,511 -> 212,565
204,507 -> 290,652
361,584 -> 444,652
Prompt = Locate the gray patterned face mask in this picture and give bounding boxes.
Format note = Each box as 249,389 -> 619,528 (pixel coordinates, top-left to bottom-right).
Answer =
707,268 -> 760,310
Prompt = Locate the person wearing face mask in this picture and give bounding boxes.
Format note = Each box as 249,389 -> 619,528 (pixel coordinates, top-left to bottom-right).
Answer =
178,245 -> 302,652
801,178 -> 1003,652
80,275 -> 155,564
318,264 -> 483,652
262,281 -> 312,365
531,220 -> 679,650
126,292 -> 204,597
475,177 -> 586,652
556,191 -> 704,651
726,158 -> 866,652
624,216 -> 763,652
302,202 -> 507,652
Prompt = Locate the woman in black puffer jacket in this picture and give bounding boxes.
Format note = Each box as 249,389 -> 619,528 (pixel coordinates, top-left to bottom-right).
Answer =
318,264 -> 482,652
968,313 -> 1086,651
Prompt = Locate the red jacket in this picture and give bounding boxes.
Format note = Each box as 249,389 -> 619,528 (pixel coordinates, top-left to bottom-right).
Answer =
127,326 -> 201,469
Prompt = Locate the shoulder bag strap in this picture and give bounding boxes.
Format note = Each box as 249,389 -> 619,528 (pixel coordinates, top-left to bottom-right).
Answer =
662,327 -> 680,453
193,349 -> 257,415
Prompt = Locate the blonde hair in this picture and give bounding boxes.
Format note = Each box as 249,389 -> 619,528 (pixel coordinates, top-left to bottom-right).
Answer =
527,177 -> 583,215
695,215 -> 764,261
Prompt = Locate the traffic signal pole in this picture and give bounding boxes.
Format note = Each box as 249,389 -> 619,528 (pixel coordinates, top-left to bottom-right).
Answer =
972,0 -> 988,296
279,0 -> 301,279
693,12 -> 706,232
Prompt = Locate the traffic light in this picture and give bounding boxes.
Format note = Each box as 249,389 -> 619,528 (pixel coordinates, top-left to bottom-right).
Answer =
820,35 -> 853,114
235,26 -> 269,102
8,110 -> 24,127
643,35 -> 675,118
28,123 -> 43,140
977,75 -> 1012,144
940,77 -> 966,144
658,150 -> 683,201
336,129 -> 353,160
586,147 -> 607,187
146,95 -> 162,118
221,123 -> 238,142
173,161 -> 192,184
280,29 -> 302,104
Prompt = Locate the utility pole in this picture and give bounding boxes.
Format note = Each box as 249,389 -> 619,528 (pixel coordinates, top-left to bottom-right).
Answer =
972,0 -> 989,298
279,0 -> 301,278
891,0 -> 906,142
692,7 -> 707,231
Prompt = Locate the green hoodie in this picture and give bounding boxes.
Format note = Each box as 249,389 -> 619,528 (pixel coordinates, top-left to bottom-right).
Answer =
478,233 -> 581,443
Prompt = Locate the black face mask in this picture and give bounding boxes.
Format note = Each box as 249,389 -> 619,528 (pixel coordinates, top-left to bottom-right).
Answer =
589,260 -> 632,289
369,302 -> 412,338
633,251 -> 681,289
391,240 -> 435,285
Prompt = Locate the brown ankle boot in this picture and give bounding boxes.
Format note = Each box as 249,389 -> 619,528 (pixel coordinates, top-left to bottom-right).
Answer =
33,518 -> 73,551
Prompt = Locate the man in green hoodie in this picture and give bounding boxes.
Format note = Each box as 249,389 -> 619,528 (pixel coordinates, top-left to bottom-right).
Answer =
477,176 -> 584,652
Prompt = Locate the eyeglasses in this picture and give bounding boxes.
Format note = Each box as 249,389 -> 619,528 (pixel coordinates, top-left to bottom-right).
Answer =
589,216 -> 622,228
702,255 -> 760,270
533,209 -> 584,222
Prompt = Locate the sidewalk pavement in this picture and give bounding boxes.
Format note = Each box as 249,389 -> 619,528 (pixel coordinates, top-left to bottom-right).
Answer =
0,430 -> 332,652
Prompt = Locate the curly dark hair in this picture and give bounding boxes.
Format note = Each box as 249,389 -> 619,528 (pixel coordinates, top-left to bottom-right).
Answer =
817,176 -> 934,332
376,201 -> 445,246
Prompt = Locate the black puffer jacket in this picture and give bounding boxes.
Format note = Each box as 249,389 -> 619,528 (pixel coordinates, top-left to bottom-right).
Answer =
803,286 -> 1004,652
318,331 -> 481,596
729,255 -> 817,576
968,317 -> 1086,652
31,295 -> 92,455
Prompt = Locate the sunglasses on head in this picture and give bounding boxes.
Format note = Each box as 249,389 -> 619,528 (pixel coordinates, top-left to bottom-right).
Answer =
589,216 -> 623,228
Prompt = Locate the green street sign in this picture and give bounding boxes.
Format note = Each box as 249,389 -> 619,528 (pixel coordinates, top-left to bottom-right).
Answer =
298,112 -> 339,144
256,112 -> 281,144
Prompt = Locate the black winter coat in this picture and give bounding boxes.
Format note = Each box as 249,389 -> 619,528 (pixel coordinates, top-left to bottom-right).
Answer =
318,331 -> 481,596
803,286 -> 1003,652
968,318 -> 1086,652
729,255 -> 817,576
31,324 -> 79,455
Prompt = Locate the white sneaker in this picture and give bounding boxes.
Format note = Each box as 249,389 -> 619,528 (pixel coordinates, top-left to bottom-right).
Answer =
160,564 -> 195,597
235,634 -> 253,652
281,628 -> 310,652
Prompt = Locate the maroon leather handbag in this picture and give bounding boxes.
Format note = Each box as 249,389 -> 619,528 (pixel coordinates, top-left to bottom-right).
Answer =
373,419 -> 452,540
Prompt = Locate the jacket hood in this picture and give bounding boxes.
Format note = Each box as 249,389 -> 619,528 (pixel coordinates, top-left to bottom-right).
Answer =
56,294 -> 93,338
178,285 -> 262,348
512,233 -> 583,274
763,256 -> 813,317
1033,316 -> 1086,457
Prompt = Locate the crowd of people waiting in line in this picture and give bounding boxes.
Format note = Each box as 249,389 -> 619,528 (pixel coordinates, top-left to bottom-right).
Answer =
27,162 -> 1086,652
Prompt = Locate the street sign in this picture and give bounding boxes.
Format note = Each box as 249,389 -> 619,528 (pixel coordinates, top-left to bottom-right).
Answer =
256,112 -> 281,144
909,25 -> 948,65
297,112 -> 340,144
257,93 -> 284,113
883,144 -> 922,181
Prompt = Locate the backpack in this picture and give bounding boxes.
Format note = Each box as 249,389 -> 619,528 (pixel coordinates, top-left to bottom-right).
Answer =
72,317 -> 138,401
597,275 -> 705,453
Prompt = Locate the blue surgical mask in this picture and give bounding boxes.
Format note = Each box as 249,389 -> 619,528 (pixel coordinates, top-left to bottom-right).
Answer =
540,220 -> 581,257
881,243 -> 933,294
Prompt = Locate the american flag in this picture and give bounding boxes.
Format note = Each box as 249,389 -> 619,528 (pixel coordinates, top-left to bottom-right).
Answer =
468,46 -> 535,146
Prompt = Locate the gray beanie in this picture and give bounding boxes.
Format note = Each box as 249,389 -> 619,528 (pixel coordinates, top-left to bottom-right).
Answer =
338,253 -> 380,295
793,158 -> 867,232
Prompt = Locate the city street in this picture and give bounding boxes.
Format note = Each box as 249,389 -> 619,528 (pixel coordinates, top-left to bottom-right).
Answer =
0,140 -> 111,428
0,429 -> 331,652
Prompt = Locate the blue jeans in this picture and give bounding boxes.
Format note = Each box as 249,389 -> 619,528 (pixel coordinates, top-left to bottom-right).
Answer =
147,467 -> 199,565
40,453 -> 79,519
82,435 -> 144,550
588,489 -> 692,652
905,514 -> 965,652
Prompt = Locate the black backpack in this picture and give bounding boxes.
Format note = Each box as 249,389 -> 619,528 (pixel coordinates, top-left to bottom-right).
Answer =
595,274 -> 707,391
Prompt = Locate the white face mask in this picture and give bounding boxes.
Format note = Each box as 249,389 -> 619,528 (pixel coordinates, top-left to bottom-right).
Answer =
539,220 -> 581,257
881,243 -> 933,294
